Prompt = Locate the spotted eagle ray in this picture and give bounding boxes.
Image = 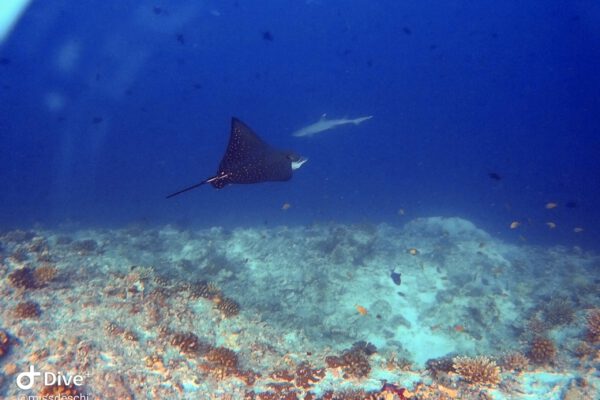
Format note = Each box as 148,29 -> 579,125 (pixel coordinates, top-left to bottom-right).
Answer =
292,114 -> 373,137
166,118 -> 307,198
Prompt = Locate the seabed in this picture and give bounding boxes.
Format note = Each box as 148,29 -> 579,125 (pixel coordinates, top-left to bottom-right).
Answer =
0,217 -> 598,399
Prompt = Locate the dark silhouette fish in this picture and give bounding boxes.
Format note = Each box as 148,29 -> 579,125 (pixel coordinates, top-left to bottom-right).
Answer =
390,270 -> 402,286
166,118 -> 307,198
488,172 -> 502,181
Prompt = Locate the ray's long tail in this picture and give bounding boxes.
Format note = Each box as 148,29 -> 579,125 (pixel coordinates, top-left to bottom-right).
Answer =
166,181 -> 208,198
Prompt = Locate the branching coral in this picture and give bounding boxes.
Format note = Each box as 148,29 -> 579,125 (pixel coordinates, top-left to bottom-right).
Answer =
500,352 -> 529,373
586,308 -> 600,343
527,336 -> 556,364
325,342 -> 375,379
541,298 -> 575,327
189,280 -> 221,300
215,296 -> 240,317
170,332 -> 212,357
204,346 -> 239,379
294,362 -> 325,389
426,356 -> 456,379
452,356 -> 501,387
14,301 -> 41,319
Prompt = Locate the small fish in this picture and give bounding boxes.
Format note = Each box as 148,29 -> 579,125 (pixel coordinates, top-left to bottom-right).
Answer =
510,221 -> 520,229
281,203 -> 291,211
92,116 -> 103,124
546,222 -> 556,229
262,31 -> 273,41
402,27 -> 412,35
488,172 -> 502,181
390,270 -> 401,286
397,208 -> 405,216
407,248 -> 419,256
0,57 -> 11,65
573,227 -> 584,233
454,324 -> 465,332
545,202 -> 558,209
176,33 -> 185,44
565,201 -> 577,208
355,305 -> 368,316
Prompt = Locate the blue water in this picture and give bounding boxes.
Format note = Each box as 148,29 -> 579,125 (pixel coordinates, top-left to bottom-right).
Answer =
1,0 -> 599,248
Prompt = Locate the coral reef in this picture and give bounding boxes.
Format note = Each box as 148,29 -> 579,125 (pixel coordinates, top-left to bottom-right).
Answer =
573,341 -> 594,359
322,389 -> 371,400
215,296 -> 240,317
541,297 -> 575,327
527,336 -> 556,365
586,308 -> 600,343
525,315 -> 548,337
9,247 -> 29,263
500,352 -> 529,373
38,383 -> 82,398
33,263 -> 58,286
325,342 -> 375,379
294,362 -> 325,389
7,267 -> 36,289
123,330 -> 139,342
13,301 -> 41,319
55,235 -> 73,245
0,220 -> 598,399
145,354 -> 166,373
1,229 -> 35,243
104,321 -> 125,336
170,331 -> 212,357
452,355 -> 501,387
71,239 -> 99,254
0,329 -> 10,357
203,346 -> 239,379
188,280 -> 221,300
426,355 -> 456,378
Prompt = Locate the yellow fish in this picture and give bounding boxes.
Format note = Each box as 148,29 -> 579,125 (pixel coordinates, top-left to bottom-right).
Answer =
510,221 -> 520,229
407,248 -> 419,256
545,202 -> 558,209
545,222 -> 556,229
355,304 -> 368,316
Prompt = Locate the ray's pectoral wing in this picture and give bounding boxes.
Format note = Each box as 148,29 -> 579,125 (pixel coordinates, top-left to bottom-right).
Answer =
215,118 -> 293,185
218,118 -> 269,174
219,152 -> 293,185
